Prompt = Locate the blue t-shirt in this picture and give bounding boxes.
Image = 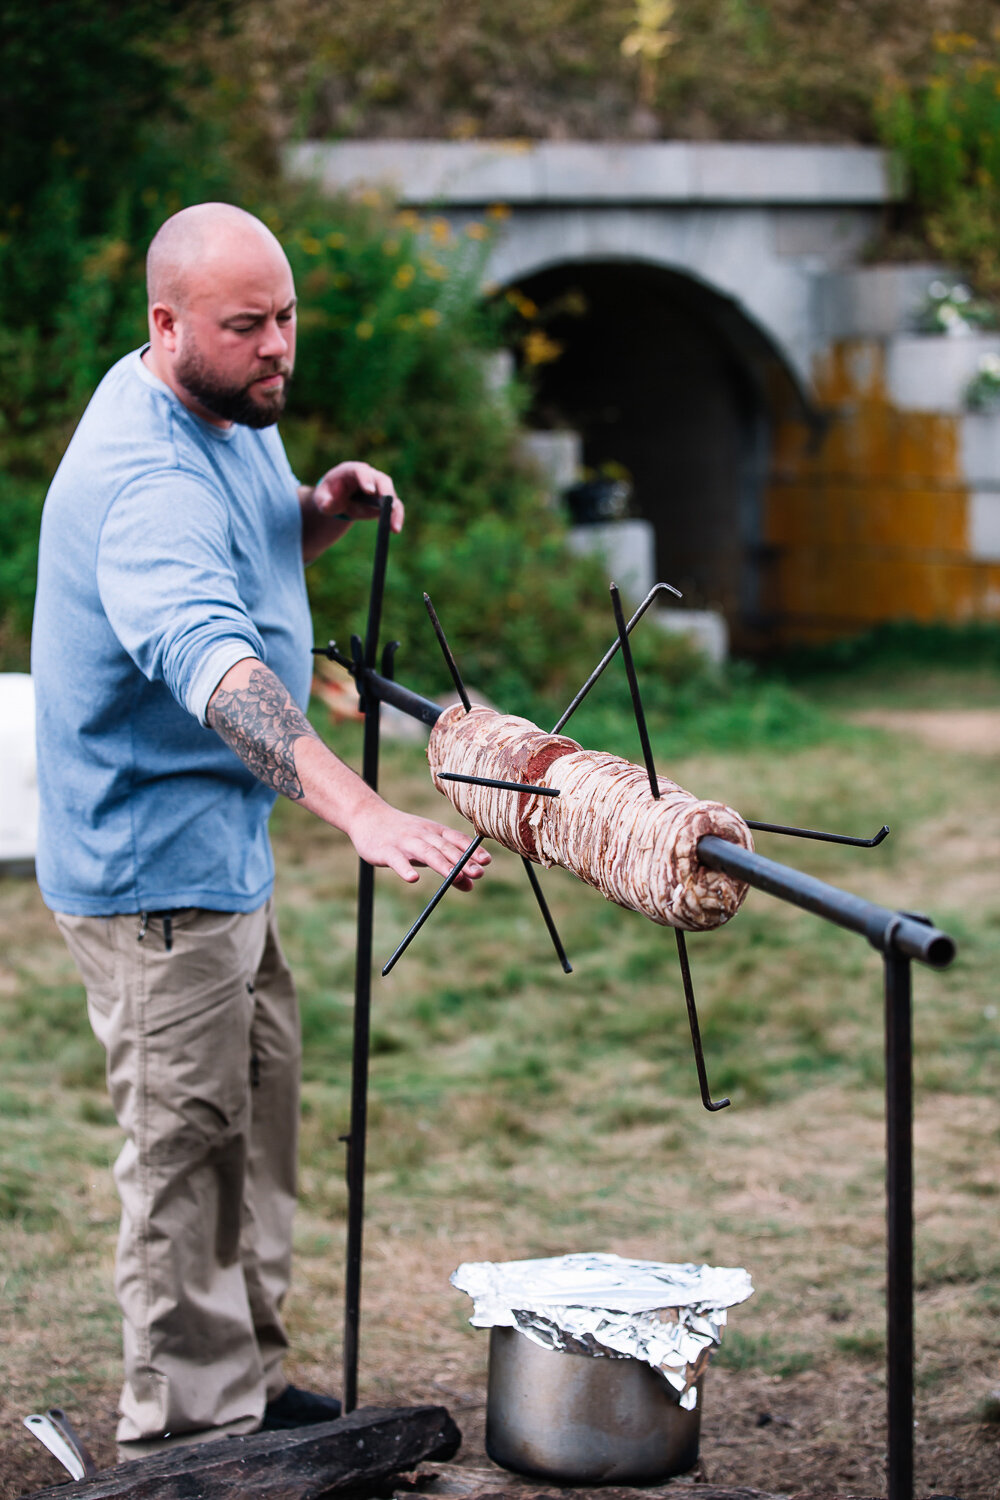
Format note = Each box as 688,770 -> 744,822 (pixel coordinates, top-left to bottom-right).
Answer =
31,349 -> 313,915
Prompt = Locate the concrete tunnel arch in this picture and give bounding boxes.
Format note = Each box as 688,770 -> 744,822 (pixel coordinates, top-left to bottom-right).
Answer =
493,254 -> 815,643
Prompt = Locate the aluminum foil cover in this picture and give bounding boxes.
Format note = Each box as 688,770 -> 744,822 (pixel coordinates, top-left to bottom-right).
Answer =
451,1252 -> 753,1411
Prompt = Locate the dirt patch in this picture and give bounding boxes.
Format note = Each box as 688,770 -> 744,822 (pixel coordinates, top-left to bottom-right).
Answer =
850,709 -> 1000,756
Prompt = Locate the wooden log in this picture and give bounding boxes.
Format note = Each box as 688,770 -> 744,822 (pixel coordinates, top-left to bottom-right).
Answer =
22,1405 -> 461,1500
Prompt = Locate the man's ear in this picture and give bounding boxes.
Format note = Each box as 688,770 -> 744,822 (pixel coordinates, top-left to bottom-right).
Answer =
150,302 -> 180,352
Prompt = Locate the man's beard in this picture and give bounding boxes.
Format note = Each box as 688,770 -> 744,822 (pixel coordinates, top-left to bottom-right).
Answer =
175,342 -> 292,428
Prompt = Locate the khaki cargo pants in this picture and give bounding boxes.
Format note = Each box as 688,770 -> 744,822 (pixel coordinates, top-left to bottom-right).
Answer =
55,900 -> 300,1448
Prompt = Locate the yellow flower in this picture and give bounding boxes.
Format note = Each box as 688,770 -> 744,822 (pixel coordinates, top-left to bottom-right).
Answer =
486,203 -> 511,220
505,289 -> 538,319
326,231 -> 347,249
465,221 -> 488,240
420,256 -> 449,281
429,217 -> 453,244
523,329 -> 563,366
933,30 -> 977,54
382,237 -> 400,256
300,235 -> 322,256
393,263 -> 416,289
395,210 -> 421,229
82,238 -> 131,281
356,320 -> 375,340
417,308 -> 442,327
396,313 -> 415,331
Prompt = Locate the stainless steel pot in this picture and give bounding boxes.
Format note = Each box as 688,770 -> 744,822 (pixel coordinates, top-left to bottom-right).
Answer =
485,1326 -> 701,1484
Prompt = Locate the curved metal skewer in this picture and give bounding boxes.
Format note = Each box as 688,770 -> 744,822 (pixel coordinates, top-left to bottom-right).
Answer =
551,579 -> 681,734
746,820 -> 890,848
675,929 -> 731,1112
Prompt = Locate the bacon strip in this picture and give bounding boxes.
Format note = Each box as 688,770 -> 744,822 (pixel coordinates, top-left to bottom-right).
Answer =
428,705 -> 753,931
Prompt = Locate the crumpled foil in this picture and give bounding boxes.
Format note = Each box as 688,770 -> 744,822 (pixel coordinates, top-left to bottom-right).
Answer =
451,1251 -> 753,1411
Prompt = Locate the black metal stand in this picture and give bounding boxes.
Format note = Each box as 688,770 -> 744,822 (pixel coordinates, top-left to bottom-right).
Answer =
341,498 -> 394,1414
696,842 -> 949,1500
884,942 -> 914,1500
319,547 -> 955,1495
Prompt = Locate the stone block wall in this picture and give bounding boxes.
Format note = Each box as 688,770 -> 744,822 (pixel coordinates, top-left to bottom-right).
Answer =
763,268 -> 1000,642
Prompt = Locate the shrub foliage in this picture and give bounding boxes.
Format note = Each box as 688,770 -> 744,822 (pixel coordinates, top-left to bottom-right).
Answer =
878,27 -> 1000,302
0,7 -> 633,703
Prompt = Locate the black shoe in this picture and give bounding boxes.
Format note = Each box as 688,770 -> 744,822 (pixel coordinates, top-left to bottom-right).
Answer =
261,1384 -> 343,1430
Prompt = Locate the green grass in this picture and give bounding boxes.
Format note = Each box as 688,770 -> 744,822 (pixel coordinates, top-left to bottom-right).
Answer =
1,654 -> 998,1494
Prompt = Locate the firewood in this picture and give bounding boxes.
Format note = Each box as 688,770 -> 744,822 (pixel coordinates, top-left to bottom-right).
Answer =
21,1405 -> 461,1500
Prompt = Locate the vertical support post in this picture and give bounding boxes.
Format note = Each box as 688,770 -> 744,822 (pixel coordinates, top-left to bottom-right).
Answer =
342,499 -> 394,1414
884,942 -> 914,1500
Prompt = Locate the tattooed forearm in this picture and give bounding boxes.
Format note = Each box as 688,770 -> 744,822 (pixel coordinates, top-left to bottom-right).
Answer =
207,666 -> 319,801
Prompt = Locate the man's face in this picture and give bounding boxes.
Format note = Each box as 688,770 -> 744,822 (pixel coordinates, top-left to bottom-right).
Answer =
171,238 -> 297,429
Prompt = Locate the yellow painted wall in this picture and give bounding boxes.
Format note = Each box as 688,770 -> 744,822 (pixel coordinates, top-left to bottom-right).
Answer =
761,340 -> 1000,644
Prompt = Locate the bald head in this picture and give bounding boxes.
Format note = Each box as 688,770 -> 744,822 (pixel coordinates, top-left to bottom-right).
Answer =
146,202 -> 288,310
143,201 -> 297,429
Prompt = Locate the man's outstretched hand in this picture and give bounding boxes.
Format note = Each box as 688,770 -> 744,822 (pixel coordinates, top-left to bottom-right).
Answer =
343,801 -> 491,890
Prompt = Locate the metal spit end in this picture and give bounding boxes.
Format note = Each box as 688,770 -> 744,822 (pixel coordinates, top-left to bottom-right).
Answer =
925,933 -> 957,969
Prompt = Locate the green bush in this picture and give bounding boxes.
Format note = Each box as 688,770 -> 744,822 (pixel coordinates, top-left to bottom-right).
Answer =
878,28 -> 1000,303
0,5 -> 711,709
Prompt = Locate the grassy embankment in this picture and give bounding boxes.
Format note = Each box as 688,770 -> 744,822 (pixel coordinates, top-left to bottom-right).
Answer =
0,651 -> 998,1496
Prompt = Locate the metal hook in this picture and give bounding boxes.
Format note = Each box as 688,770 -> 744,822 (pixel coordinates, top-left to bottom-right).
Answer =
675,929 -> 731,1112
552,579 -> 682,734
746,820 -> 890,848
381,639 -> 400,679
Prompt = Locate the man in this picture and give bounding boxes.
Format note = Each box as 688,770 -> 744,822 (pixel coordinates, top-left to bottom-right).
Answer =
31,202 -> 490,1456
